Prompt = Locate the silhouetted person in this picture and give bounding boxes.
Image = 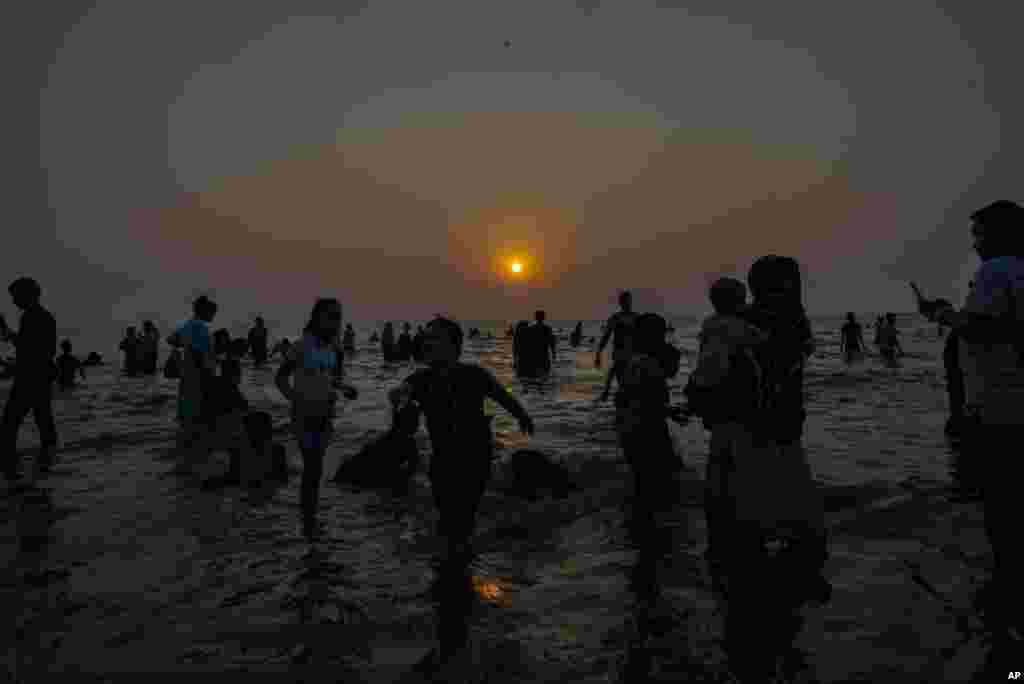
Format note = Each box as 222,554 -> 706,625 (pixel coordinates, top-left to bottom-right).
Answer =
1,278 -> 58,481
569,321 -> 583,348
212,328 -> 232,359
396,322 -> 414,361
878,313 -> 903,364
839,312 -> 866,364
917,200 -> 1024,641
276,298 -> 358,542
119,326 -> 141,376
412,325 -> 426,362
83,352 -> 103,367
597,290 -> 638,402
872,315 -> 884,346
517,311 -> 556,377
389,316 -> 533,670
723,256 -> 829,680
615,313 -> 683,535
342,323 -> 356,353
271,338 -> 292,360
56,340 -> 86,390
685,277 -> 767,579
369,330 -> 380,344
381,322 -> 396,361
167,296 -> 219,472
511,321 -> 530,372
333,400 -> 421,496
140,320 -> 160,374
248,316 -> 269,367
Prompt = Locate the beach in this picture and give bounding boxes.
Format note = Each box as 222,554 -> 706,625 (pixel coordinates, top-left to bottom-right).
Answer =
1,315 -> 1003,682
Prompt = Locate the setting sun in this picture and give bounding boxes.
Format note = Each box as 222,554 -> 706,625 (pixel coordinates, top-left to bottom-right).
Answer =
511,261 -> 523,273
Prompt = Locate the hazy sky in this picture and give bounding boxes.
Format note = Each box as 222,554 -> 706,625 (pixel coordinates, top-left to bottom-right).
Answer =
8,1 -> 1024,339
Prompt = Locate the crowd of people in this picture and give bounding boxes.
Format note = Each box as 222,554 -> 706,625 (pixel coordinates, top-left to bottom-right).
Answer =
2,199 -> 1022,679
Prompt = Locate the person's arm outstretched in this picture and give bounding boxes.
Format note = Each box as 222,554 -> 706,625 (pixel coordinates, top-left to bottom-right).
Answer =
483,370 -> 534,436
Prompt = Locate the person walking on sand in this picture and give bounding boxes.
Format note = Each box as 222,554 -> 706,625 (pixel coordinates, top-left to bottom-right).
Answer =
596,290 -> 638,402
275,298 -> 358,542
917,200 -> 1024,640
839,312 -> 867,365
388,316 -> 533,674
0,278 -> 58,482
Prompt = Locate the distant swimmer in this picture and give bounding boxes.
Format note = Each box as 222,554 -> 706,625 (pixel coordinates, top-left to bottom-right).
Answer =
569,321 -> 583,348
55,339 -> 86,389
596,290 -> 638,402
342,324 -> 356,353
141,321 -> 160,375
248,316 -> 269,367
839,313 -> 867,364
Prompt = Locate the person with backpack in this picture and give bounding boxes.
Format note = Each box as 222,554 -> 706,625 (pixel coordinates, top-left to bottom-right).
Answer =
917,200 -> 1024,639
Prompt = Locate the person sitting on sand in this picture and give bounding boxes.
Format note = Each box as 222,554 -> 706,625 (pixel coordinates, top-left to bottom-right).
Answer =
275,298 -> 358,542
839,312 -> 867,364
388,316 -> 534,671
597,290 -> 638,402
55,340 -> 86,390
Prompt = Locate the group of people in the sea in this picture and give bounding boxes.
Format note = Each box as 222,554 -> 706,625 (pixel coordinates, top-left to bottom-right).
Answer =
2,199 -> 1023,680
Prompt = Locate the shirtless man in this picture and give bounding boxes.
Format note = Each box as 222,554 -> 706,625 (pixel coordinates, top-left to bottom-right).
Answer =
596,290 -> 638,402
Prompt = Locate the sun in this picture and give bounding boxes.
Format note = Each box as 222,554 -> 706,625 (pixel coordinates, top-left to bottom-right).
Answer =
511,261 -> 523,274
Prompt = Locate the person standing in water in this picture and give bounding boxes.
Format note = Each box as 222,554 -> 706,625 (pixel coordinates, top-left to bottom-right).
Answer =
872,315 -> 884,347
839,313 -> 867,364
381,322 -> 396,361
388,317 -> 533,672
342,324 -> 356,353
878,313 -> 903,364
275,298 -> 358,542
527,310 -> 557,376
119,327 -> 141,376
569,321 -> 584,348
918,200 -> 1024,640
597,290 -> 638,402
412,325 -> 426,362
1,278 -> 58,481
248,316 -> 269,368
55,340 -> 86,390
396,322 -> 414,362
166,296 -> 219,472
511,321 -> 530,373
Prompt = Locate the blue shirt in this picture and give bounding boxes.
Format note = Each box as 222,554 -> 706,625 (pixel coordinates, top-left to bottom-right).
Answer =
175,319 -> 211,354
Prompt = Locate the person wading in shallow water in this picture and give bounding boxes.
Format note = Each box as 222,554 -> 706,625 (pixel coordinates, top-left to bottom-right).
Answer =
1,277 -> 58,482
275,298 -> 358,542
839,312 -> 867,365
596,290 -> 638,402
388,316 -> 534,674
918,200 -> 1024,648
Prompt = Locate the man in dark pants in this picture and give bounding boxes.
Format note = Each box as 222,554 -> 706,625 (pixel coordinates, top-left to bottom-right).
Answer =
943,327 -> 966,437
919,200 -> 1024,643
0,278 -> 58,481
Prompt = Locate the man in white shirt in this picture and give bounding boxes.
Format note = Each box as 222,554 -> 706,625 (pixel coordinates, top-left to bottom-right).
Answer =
919,199 -> 1024,637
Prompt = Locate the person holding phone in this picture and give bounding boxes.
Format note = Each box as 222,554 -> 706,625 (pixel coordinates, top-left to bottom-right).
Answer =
917,200 -> 1024,638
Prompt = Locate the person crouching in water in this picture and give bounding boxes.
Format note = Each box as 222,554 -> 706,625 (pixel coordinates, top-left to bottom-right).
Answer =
275,298 -> 358,542
684,278 -> 768,583
388,317 -> 534,671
